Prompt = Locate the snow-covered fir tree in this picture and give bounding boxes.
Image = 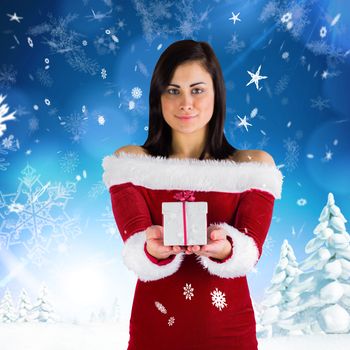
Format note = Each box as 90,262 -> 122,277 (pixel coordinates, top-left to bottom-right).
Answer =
0,288 -> 16,323
286,193 -> 350,334
98,307 -> 107,322
110,297 -> 120,322
258,240 -> 302,337
31,284 -> 58,323
16,289 -> 32,322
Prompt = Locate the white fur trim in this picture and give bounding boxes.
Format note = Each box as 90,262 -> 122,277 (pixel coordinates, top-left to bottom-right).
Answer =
198,222 -> 259,279
102,152 -> 283,198
122,230 -> 185,282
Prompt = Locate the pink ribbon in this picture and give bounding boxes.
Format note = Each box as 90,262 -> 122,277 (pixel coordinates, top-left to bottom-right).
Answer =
173,191 -> 196,245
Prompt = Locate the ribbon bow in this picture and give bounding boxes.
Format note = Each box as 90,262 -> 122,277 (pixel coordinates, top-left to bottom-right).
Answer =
172,191 -> 196,245
173,190 -> 196,202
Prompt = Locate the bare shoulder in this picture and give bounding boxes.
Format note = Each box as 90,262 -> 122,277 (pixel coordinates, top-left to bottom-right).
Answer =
114,145 -> 147,156
229,149 -> 276,166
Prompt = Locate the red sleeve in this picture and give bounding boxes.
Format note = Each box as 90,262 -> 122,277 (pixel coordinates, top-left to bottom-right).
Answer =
232,188 -> 275,258
109,182 -> 153,242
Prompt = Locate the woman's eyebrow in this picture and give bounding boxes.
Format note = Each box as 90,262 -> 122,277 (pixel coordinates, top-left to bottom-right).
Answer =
167,82 -> 207,87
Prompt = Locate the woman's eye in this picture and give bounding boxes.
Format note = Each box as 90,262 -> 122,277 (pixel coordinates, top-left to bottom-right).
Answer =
167,89 -> 179,95
166,88 -> 203,95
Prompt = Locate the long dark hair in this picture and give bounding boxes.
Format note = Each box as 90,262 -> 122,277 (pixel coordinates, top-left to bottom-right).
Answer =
142,39 -> 238,160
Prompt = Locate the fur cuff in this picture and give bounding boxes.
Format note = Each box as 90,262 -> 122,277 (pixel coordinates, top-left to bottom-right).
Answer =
122,231 -> 184,282
198,222 -> 259,279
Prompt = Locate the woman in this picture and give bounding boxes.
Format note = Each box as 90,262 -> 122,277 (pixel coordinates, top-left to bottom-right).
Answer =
102,40 -> 283,349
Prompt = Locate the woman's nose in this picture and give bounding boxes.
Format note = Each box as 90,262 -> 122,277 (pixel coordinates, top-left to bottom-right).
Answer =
179,93 -> 194,111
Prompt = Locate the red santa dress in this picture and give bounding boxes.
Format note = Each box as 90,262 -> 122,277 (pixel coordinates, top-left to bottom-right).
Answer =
102,152 -> 283,350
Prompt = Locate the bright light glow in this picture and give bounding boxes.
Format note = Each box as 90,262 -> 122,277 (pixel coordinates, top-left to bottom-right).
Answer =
59,266 -> 106,307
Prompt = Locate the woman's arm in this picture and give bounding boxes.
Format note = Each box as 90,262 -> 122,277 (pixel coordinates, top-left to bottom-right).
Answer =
196,150 -> 280,278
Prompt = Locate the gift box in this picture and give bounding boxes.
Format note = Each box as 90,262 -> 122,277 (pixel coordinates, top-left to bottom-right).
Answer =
162,201 -> 208,246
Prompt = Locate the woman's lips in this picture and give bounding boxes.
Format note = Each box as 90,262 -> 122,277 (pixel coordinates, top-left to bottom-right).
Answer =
176,115 -> 197,120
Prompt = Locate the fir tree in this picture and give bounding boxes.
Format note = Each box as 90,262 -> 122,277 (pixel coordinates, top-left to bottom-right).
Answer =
17,288 -> 32,322
258,240 -> 302,337
31,284 -> 57,323
287,193 -> 350,334
0,288 -> 16,323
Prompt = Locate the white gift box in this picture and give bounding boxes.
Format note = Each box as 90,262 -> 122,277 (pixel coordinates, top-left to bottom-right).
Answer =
162,201 -> 208,246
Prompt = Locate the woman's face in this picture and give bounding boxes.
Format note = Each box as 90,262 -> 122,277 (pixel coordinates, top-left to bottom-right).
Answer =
160,60 -> 215,135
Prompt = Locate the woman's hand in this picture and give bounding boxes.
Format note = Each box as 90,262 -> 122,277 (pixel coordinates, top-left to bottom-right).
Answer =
186,226 -> 232,260
145,225 -> 185,260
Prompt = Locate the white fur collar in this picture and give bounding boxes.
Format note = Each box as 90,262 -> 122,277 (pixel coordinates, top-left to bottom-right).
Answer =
102,152 -> 283,199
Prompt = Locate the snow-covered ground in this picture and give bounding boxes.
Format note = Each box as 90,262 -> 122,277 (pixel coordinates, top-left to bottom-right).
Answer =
0,323 -> 349,350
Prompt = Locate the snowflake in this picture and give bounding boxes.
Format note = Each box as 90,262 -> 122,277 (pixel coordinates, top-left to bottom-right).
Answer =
0,95 -> 16,137
320,26 -> 327,38
85,8 -> 113,22
259,0 -> 278,22
60,112 -> 88,143
131,87 -> 142,99
211,288 -> 227,311
28,13 -> 100,76
173,1 -> 210,39
58,151 -> 79,173
297,198 -> 307,206
281,51 -> 289,60
257,136 -> 270,149
260,0 -> 311,40
97,206 -> 118,238
117,88 -> 147,116
0,64 -> 17,90
306,40 -> 329,56
250,107 -> 258,119
262,235 -> 275,257
1,134 -> 19,151
154,301 -> 167,314
97,115 -> 105,125
168,316 -> 175,326
310,96 -> 330,111
132,0 -> 174,45
225,33 -> 245,55
282,137 -> 300,172
94,29 -> 120,55
183,283 -> 194,300
274,74 -> 289,95
281,12 -> 292,23
101,68 -> 107,79
88,181 -> 107,198
282,1 -> 311,39
36,68 -> 53,88
66,51 -> 100,75
136,60 -> 150,77
0,164 -> 81,266
13,105 -> 30,117
322,148 -> 333,162
28,117 -> 39,134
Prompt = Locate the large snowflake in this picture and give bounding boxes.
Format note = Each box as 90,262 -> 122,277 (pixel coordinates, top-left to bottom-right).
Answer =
211,288 -> 227,311
0,64 -> 17,91
0,95 -> 16,138
132,0 -> 210,44
0,164 -> 81,266
282,137 -> 300,172
259,0 -> 312,40
27,13 -> 99,75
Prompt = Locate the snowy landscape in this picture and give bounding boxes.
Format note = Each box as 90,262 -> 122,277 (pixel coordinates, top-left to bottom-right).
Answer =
0,323 -> 349,350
